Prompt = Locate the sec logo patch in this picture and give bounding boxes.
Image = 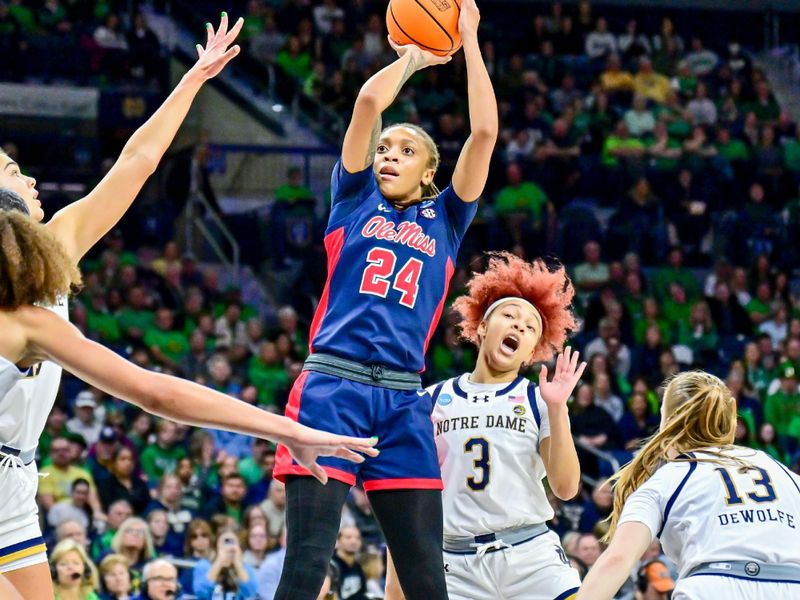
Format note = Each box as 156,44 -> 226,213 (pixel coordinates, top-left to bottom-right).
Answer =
438,393 -> 453,406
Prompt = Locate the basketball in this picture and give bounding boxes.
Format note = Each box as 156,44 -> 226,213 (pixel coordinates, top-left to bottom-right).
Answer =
386,0 -> 462,57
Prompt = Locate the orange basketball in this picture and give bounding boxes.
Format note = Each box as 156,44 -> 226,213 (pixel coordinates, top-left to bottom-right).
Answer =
386,0 -> 462,57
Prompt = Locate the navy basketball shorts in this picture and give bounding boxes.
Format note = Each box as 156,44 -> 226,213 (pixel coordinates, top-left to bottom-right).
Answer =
274,371 -> 442,491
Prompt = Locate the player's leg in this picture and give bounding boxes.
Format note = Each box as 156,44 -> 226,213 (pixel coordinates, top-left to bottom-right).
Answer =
273,475 -> 351,600
3,562 -> 53,600
369,489 -> 448,600
503,531 -> 581,600
0,488 -> 52,600
0,573 -> 24,600
442,551 -> 501,600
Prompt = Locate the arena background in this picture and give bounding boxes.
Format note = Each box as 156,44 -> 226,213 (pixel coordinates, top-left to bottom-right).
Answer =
4,0 -> 800,598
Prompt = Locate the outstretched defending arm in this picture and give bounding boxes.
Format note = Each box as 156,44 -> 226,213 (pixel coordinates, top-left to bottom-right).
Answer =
341,40 -> 450,173
47,14 -> 243,263
20,307 -> 377,484
538,348 -> 585,500
575,521 -> 651,600
451,0 -> 498,202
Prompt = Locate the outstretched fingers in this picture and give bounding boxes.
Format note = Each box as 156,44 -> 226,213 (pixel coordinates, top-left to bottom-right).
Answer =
307,462 -> 329,485
224,17 -> 244,46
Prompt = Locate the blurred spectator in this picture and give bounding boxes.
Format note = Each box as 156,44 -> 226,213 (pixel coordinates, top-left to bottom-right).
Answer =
146,474 -> 194,536
98,446 -> 150,514
147,509 -> 184,558
259,480 -> 286,539
39,436 -> 104,520
48,478 -> 93,531
111,517 -> 156,573
136,559 -> 181,600
332,526 -> 367,600
574,533 -> 602,568
765,362 -> 800,443
585,17 -> 616,60
99,554 -> 133,600
57,519 -> 90,549
192,527 -> 258,599
256,529 -> 287,600
684,37 -> 718,76
92,500 -> 134,562
140,420 -> 187,483
203,474 -> 248,524
67,390 -> 103,446
241,523 -> 270,570
51,538 -> 100,600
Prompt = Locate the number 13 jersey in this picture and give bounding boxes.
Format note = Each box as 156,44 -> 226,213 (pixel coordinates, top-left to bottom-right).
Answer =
619,447 -> 800,578
430,374 -> 554,540
308,160 -> 477,372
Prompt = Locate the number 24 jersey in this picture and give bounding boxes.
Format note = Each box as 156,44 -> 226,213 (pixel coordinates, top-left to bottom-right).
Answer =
308,161 -> 477,372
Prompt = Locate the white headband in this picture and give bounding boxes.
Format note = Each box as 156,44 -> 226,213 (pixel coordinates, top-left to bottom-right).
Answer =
483,297 -> 543,331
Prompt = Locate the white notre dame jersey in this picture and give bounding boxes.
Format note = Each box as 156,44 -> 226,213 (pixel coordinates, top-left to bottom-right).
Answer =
619,446 -> 800,579
0,299 -> 69,452
430,374 -> 553,539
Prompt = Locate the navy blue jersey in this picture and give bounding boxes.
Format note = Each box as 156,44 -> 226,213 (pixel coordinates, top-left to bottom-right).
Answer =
308,160 -> 477,371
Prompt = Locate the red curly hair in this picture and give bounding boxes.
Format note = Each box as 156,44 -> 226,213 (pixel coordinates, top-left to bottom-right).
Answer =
452,252 -> 578,363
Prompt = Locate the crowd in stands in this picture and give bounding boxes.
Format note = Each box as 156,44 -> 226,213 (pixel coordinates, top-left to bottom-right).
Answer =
17,0 -> 800,599
0,0 -> 164,87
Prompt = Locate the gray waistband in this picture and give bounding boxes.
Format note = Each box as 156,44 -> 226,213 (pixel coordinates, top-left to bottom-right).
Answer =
687,561 -> 800,583
443,523 -> 549,554
0,445 -> 36,466
302,353 -> 421,390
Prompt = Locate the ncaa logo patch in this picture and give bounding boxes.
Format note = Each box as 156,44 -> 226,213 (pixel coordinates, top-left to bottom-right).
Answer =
744,562 -> 760,577
420,207 -> 436,219
513,405 -> 526,416
438,393 -> 453,406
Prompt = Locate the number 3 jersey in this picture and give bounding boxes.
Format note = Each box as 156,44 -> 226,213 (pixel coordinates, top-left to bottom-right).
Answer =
308,160 -> 477,372
430,374 -> 554,539
619,447 -> 800,577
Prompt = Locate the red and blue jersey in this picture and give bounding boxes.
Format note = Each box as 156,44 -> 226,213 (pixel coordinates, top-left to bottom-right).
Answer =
308,160 -> 477,372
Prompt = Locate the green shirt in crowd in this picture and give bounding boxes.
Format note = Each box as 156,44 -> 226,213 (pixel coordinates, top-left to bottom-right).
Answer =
140,444 -> 187,482
247,358 -> 289,407
494,182 -> 549,223
87,310 -> 122,343
602,136 -> 646,167
143,328 -> 190,362
118,308 -> 155,338
718,139 -> 751,163
765,389 -> 800,437
784,139 -> 800,172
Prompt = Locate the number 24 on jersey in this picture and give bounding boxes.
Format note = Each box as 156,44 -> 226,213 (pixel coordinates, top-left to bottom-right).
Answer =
359,248 -> 423,309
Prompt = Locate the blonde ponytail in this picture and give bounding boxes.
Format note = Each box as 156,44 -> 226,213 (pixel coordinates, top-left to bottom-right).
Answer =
604,371 -> 738,540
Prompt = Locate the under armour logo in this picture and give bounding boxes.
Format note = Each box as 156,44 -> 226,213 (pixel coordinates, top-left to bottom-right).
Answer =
471,394 -> 490,404
444,563 -> 450,573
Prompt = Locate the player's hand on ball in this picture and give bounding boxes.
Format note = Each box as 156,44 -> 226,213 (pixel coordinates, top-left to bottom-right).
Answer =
538,347 -> 587,408
458,0 -> 481,38
190,12 -> 243,81
388,36 -> 452,68
282,423 -> 380,485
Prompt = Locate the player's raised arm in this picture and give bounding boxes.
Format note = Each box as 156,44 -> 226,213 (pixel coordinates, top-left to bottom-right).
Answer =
341,39 -> 450,174
538,348 -> 585,500
451,0 -> 498,202
19,307 -> 378,484
47,13 -> 243,262
575,521 -> 652,600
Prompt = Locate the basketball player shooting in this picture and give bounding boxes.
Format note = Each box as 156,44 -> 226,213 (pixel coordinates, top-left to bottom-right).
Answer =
270,0 -> 498,598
